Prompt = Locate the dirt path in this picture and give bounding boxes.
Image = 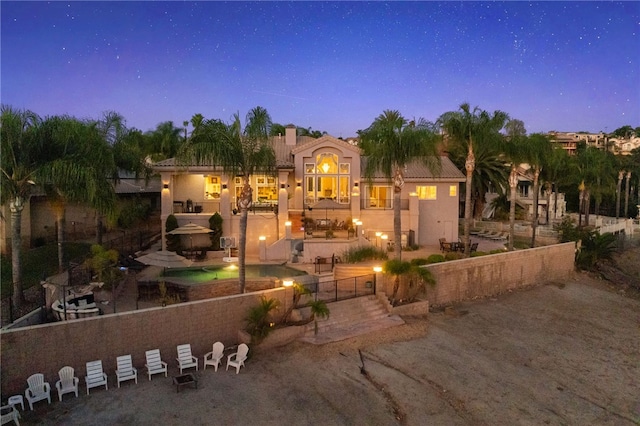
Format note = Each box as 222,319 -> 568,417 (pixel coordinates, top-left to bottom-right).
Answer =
25,269 -> 639,425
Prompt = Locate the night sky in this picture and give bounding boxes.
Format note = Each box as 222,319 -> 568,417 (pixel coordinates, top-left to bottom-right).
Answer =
2,1 -> 639,137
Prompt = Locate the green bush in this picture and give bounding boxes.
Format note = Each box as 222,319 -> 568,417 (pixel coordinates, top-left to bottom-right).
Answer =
165,214 -> 180,252
245,296 -> 280,344
342,246 -> 388,263
444,252 -> 462,261
425,254 -> 445,263
470,251 -> 488,257
209,213 -> 223,250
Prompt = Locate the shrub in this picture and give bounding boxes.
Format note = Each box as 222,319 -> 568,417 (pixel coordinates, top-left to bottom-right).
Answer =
444,252 -> 462,261
576,231 -> 617,271
426,254 -> 445,263
209,213 -> 223,250
165,214 -> 180,252
245,296 -> 280,344
342,246 -> 388,263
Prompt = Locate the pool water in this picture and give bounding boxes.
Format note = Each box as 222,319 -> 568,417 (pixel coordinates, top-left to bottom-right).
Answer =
162,264 -> 307,283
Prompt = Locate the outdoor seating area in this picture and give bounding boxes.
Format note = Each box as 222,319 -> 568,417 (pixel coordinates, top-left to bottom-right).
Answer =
4,342 -> 250,416
439,238 -> 479,254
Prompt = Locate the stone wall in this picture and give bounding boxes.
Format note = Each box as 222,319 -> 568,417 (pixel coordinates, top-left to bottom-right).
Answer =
0,288 -> 287,396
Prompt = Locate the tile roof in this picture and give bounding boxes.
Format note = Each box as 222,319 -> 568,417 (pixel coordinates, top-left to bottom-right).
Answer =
360,156 -> 465,181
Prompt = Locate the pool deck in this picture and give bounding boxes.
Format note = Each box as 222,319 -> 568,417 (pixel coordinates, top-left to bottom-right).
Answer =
45,236 -> 506,314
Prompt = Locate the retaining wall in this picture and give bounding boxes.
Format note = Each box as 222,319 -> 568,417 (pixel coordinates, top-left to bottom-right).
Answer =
422,242 -> 575,306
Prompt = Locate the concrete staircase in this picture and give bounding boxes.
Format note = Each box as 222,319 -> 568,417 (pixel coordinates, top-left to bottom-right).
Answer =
299,295 -> 404,345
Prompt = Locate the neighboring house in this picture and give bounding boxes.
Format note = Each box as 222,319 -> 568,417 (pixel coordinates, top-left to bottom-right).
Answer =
484,164 -> 566,222
549,131 -> 640,156
608,136 -> 640,155
0,173 -> 161,254
153,125 -> 465,259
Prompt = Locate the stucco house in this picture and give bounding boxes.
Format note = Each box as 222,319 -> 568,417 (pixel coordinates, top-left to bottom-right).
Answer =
153,125 -> 465,261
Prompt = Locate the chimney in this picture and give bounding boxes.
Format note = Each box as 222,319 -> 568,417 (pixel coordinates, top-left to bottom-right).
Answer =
285,124 -> 296,146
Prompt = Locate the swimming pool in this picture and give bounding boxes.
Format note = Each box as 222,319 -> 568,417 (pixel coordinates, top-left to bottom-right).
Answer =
162,264 -> 307,284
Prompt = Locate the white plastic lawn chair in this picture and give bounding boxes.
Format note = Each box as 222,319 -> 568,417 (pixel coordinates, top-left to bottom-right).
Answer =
85,360 -> 108,394
24,373 -> 51,410
115,355 -> 138,387
145,349 -> 168,380
226,343 -> 249,374
176,344 -> 198,374
203,342 -> 225,371
0,404 -> 19,426
55,366 -> 79,401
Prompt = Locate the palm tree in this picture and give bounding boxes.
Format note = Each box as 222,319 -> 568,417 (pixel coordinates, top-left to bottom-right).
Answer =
542,147 -> 570,223
438,104 -> 509,255
358,110 -> 440,260
502,133 -> 529,251
383,258 -> 435,305
308,299 -> 330,335
1,106 -> 42,309
145,121 -> 183,161
179,107 -> 276,293
39,116 -> 117,270
526,133 -> 552,248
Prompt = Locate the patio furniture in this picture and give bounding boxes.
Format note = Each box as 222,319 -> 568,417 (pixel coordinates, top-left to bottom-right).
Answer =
145,349 -> 168,380
176,344 -> 198,374
6,396 -> 23,412
24,374 -> 51,411
55,366 -> 79,401
203,342 -> 225,372
226,343 -> 249,374
0,405 -> 19,426
85,360 -> 108,395
172,373 -> 198,393
116,355 -> 138,388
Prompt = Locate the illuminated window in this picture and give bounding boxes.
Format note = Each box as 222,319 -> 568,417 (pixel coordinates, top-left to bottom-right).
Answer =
365,186 -> 392,208
205,176 -> 221,199
449,185 -> 457,197
416,186 -> 437,200
304,152 -> 350,204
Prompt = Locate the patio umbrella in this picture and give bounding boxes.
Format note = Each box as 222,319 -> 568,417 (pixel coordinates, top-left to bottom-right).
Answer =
168,223 -> 214,251
136,250 -> 193,269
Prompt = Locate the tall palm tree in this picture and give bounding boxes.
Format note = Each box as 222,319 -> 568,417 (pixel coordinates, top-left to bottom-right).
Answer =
29,116 -> 115,270
526,133 -> 552,248
438,103 -> 508,255
358,110 -> 440,260
1,106 -> 42,309
179,107 -> 276,293
542,146 -> 570,223
502,133 -> 529,251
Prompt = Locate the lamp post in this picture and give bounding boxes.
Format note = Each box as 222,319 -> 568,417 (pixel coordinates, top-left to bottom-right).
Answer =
282,280 -> 294,323
373,266 -> 382,295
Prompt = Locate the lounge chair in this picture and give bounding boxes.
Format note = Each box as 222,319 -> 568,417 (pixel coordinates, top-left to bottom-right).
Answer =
204,342 -> 225,372
226,343 -> 249,374
55,366 -> 79,401
176,344 -> 198,374
85,360 -> 108,395
145,349 -> 168,380
24,373 -> 51,411
116,355 -> 138,388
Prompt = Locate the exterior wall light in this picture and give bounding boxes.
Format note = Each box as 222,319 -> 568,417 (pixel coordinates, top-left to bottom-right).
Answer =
282,280 -> 294,287
222,184 -> 228,189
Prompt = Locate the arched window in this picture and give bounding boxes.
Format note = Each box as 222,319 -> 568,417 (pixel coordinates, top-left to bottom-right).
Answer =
304,153 -> 350,205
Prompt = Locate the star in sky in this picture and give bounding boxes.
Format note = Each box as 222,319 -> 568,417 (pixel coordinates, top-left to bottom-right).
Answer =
2,1 -> 638,136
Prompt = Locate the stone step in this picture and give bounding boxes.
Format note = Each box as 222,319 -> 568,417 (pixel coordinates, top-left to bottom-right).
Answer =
300,296 -> 404,344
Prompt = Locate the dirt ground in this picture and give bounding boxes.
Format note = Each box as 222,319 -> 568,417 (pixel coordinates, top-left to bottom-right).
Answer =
18,245 -> 640,425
